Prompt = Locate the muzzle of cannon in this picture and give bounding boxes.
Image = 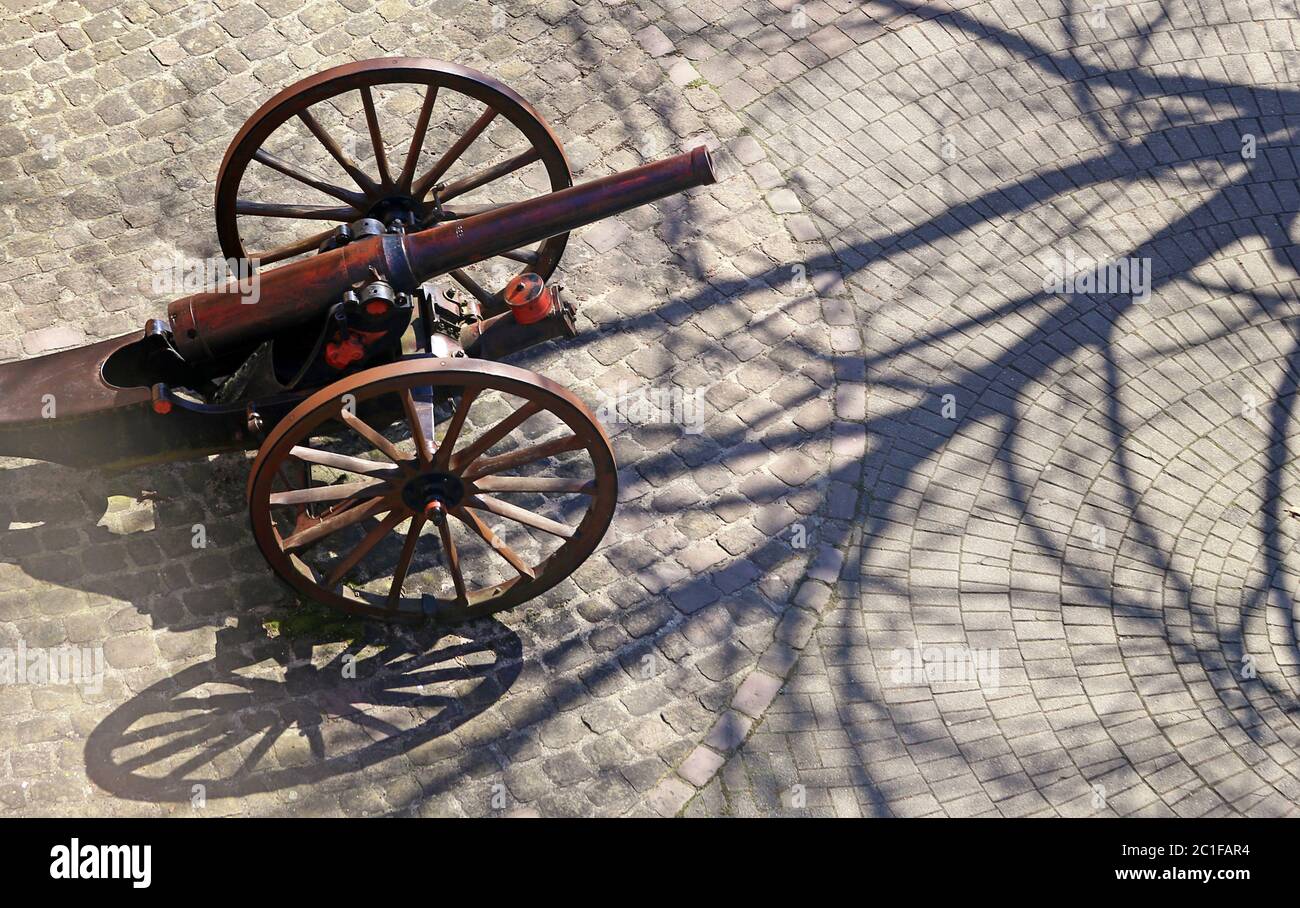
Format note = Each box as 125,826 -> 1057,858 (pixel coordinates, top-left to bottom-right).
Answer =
167,146 -> 716,363
0,57 -> 720,624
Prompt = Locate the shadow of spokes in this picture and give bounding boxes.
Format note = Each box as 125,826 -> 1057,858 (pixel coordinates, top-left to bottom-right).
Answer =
85,618 -> 521,804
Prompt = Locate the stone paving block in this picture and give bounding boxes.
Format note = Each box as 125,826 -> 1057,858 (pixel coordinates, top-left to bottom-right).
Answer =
732,671 -> 783,718
636,25 -> 674,58
678,745 -> 726,787
703,709 -> 753,753
646,775 -> 695,817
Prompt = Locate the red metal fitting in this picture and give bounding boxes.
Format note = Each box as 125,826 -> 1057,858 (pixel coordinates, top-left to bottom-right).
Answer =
504,273 -> 553,325
149,383 -> 172,415
325,335 -> 367,370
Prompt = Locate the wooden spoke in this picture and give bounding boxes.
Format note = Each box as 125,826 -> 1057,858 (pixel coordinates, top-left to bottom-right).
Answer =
338,406 -> 412,469
399,389 -> 434,468
437,519 -> 467,603
269,478 -> 391,507
448,268 -> 498,309
462,434 -> 585,482
466,494 -> 576,539
236,200 -> 357,220
273,470 -> 297,504
450,400 -> 544,471
412,106 -> 499,199
289,445 -> 404,479
471,476 -> 596,494
251,149 -> 366,207
289,509 -> 320,538
454,507 -> 535,580
282,494 -> 396,553
297,108 -> 379,195
251,227 -> 338,266
397,84 -> 438,192
217,60 -> 574,294
433,388 -> 480,470
386,514 -> 427,609
325,508 -> 409,587
318,491 -> 372,522
359,85 -> 392,187
439,147 -> 542,202
498,247 -> 540,266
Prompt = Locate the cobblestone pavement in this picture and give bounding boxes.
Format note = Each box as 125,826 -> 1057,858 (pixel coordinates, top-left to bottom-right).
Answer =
0,0 -> 851,817
2,0 -> 1298,819
692,0 -> 1300,817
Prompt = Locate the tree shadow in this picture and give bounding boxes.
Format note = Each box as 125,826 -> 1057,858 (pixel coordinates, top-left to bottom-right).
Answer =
783,0 -> 1300,814
7,0 -> 1300,816
473,0 -> 1300,816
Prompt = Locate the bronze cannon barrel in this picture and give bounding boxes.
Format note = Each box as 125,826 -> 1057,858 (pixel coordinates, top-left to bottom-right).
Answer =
168,146 -> 717,361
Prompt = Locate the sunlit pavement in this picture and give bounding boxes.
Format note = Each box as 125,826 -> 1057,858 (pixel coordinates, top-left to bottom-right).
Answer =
1,0 -> 1298,817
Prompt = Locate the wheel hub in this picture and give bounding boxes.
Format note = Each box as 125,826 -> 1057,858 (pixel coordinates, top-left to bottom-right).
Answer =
366,195 -> 424,227
401,471 -> 465,513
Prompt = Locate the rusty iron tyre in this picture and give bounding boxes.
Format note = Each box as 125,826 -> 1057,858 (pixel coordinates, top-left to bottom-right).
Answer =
247,357 -> 617,623
215,57 -> 573,295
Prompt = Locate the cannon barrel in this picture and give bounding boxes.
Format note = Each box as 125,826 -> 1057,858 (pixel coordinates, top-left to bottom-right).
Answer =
167,146 -> 717,361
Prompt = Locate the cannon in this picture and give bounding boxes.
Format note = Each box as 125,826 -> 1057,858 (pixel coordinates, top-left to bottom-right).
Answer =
0,58 -> 717,623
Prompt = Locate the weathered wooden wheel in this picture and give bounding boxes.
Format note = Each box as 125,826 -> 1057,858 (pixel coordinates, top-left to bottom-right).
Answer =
215,57 -> 573,301
247,358 -> 617,623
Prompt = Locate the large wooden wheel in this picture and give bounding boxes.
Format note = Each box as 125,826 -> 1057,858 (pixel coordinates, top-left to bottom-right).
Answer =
247,358 -> 617,623
215,58 -> 573,303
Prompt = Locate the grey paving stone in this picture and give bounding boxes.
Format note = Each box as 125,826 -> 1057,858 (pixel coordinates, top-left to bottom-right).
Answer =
678,745 -> 725,787
689,0 -> 1300,820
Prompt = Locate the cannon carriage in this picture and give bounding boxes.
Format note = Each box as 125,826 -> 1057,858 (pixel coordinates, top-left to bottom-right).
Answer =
0,58 -> 717,623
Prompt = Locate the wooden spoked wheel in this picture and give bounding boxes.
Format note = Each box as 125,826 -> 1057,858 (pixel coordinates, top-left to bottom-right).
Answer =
247,358 -> 617,623
215,57 -> 573,300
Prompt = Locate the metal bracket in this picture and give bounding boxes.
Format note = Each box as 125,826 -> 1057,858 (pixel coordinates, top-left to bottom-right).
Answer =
245,404 -> 265,439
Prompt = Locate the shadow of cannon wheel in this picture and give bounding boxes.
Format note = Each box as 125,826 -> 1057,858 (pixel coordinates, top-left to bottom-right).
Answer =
84,618 -> 521,806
